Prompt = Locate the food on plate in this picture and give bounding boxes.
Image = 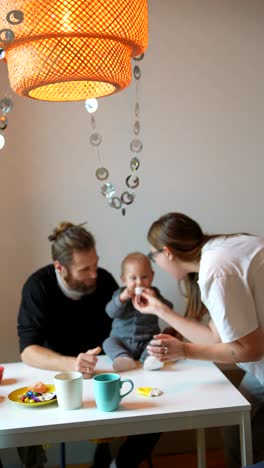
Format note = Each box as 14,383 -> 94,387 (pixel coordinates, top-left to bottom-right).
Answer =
18,381 -> 56,403
28,381 -> 47,393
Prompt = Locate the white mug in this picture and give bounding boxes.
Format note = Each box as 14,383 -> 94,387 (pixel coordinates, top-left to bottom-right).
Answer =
54,371 -> 83,410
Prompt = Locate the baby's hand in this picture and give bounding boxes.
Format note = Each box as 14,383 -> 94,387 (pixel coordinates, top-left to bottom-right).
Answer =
120,287 -> 134,303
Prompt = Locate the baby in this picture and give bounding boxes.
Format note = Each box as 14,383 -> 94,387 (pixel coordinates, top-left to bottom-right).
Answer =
103,252 -> 173,371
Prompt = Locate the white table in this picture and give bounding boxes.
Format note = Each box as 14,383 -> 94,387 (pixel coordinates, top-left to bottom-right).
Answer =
0,357 -> 252,467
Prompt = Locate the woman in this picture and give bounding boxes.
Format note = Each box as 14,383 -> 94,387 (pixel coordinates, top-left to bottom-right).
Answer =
134,212 -> 264,467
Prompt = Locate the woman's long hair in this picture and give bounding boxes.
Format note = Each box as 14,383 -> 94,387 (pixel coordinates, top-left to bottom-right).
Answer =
148,212 -> 249,321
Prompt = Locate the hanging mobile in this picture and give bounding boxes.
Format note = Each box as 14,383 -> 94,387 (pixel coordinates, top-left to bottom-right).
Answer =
0,9 -> 22,150
86,54 -> 144,214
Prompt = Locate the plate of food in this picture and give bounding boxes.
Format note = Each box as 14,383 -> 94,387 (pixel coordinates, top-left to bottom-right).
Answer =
8,381 -> 57,407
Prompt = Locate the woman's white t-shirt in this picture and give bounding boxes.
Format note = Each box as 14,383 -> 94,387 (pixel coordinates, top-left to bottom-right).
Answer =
198,235 -> 264,385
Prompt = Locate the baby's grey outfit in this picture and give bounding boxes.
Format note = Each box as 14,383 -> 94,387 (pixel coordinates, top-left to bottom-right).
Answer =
103,287 -> 173,363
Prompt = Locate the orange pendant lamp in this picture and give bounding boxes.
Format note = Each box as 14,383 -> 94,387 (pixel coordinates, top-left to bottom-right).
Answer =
0,1 -> 148,102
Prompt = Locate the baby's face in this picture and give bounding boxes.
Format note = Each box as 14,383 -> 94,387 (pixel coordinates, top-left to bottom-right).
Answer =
122,260 -> 154,290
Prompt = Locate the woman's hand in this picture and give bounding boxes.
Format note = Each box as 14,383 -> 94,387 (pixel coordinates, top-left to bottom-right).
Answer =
147,334 -> 185,362
133,290 -> 164,316
121,286 -> 156,304
142,287 -> 156,297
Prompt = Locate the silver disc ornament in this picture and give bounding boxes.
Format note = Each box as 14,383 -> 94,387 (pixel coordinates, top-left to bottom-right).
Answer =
6,10 -> 24,25
0,98 -> 13,113
96,167 -> 109,181
130,157 -> 140,171
0,29 -> 15,42
101,183 -> 115,198
0,115 -> 8,130
126,174 -> 140,189
134,120 -> 140,135
133,53 -> 144,61
109,197 -> 122,209
85,98 -> 98,113
121,191 -> 135,205
90,132 -> 102,147
133,65 -> 141,80
130,138 -> 142,153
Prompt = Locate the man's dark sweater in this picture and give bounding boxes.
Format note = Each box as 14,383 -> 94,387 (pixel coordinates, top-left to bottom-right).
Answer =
18,265 -> 118,356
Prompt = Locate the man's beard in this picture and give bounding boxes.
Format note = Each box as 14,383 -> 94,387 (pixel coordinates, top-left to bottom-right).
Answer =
64,272 -> 97,294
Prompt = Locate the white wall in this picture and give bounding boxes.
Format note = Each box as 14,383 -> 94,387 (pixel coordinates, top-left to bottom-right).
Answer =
0,0 -> 263,363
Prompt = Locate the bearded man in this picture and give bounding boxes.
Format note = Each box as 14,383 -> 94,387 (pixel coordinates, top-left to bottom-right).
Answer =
17,221 -> 160,468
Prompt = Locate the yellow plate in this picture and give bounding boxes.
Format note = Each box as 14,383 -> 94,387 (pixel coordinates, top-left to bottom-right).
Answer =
8,384 -> 57,407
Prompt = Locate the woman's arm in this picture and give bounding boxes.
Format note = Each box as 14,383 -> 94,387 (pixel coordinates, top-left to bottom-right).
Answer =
147,327 -> 264,364
134,292 -> 220,344
184,327 -> 264,363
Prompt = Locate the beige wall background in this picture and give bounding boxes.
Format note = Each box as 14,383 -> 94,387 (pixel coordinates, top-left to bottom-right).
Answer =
0,0 -> 263,363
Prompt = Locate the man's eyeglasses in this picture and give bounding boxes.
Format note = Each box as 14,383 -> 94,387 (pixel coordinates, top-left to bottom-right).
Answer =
148,248 -> 164,263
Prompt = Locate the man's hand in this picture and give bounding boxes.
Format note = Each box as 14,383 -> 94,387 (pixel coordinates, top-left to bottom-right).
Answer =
75,346 -> 101,379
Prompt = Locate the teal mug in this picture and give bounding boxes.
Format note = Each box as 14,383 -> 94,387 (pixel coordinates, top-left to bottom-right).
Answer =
93,373 -> 134,412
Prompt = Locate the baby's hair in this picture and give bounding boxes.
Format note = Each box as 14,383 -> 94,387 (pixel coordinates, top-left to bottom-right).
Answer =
48,221 -> 95,267
121,251 -> 153,276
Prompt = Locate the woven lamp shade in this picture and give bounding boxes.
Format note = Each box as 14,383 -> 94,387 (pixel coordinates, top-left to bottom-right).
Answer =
1,0 -> 148,102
